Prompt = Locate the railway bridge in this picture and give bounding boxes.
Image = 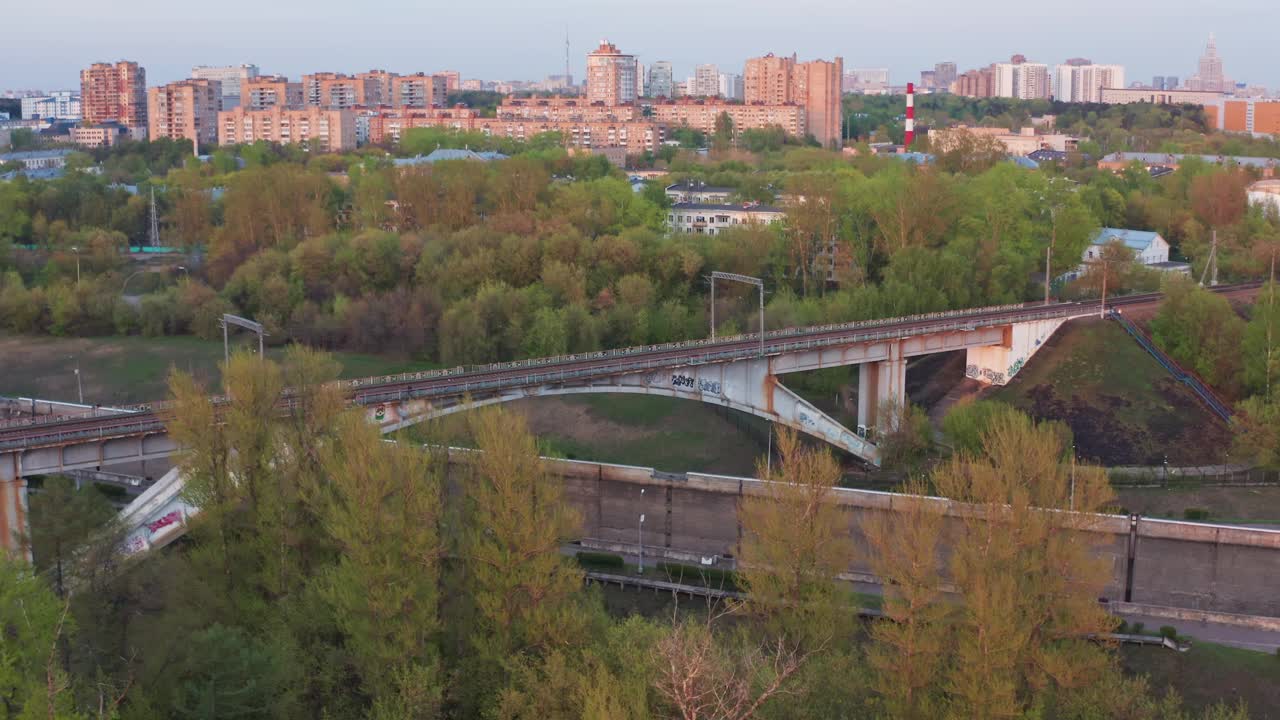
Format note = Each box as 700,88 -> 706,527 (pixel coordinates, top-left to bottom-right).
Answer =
0,291 -> 1184,556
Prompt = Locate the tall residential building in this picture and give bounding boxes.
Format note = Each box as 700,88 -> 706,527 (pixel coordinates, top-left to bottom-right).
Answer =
586,40 -> 638,105
148,79 -> 221,150
392,73 -> 447,108
934,62 -> 957,89
953,67 -> 994,97
218,106 -> 356,151
993,57 -> 1051,99
1053,64 -> 1125,103
1186,34 -> 1228,92
242,76 -> 303,110
191,64 -> 259,110
80,61 -> 147,133
719,73 -> 744,101
437,71 -> 461,92
302,73 -> 377,109
647,61 -> 674,97
693,64 -> 720,97
20,91 -> 81,120
745,53 -> 844,147
357,70 -> 398,106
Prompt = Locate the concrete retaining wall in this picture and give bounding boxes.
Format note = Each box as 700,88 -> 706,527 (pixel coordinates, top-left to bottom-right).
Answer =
511,458 -> 1280,619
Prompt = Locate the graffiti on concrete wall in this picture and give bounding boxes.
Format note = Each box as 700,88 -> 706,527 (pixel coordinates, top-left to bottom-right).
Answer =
670,374 -> 722,395
1007,358 -> 1026,379
966,364 -> 1005,384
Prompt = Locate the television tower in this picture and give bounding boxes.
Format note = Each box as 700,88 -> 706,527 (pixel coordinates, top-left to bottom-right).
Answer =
565,30 -> 572,86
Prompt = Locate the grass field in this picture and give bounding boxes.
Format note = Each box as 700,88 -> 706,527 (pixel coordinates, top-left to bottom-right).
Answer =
1121,641 -> 1280,716
990,319 -> 1231,466
0,333 -> 438,406
1114,485 -> 1280,524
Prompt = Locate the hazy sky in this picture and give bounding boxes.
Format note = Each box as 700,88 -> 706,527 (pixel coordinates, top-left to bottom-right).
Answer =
5,0 -> 1278,92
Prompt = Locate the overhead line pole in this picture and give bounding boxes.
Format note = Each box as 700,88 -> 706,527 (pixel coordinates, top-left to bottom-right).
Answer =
709,271 -> 766,357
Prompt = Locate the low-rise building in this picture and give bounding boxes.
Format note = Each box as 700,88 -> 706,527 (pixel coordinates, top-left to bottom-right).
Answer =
1083,227 -> 1170,265
1207,98 -> 1280,137
1098,152 -> 1279,178
1098,87 -> 1224,105
0,149 -> 74,170
667,201 -> 784,235
929,125 -> 1077,156
665,181 -> 735,203
1248,179 -> 1280,214
70,123 -> 128,148
21,91 -> 81,121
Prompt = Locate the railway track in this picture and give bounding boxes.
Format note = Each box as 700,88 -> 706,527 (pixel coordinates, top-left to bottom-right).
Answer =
0,282 -> 1261,452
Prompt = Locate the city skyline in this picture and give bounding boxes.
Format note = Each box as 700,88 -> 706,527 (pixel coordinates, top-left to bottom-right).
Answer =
4,0 -> 1277,92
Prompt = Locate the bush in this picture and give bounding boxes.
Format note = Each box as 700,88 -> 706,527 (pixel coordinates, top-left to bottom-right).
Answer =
574,551 -> 624,571
1131,622 -> 1145,635
1116,620 -> 1129,634
1183,508 -> 1210,521
657,562 -> 739,591
1159,625 -> 1179,640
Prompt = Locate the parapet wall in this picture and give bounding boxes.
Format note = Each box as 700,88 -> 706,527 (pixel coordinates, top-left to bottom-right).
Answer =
499,455 -> 1280,618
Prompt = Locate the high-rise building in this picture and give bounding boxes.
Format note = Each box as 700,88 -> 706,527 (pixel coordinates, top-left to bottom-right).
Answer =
357,70 -> 398,106
1186,34 -> 1228,92
302,73 -> 376,109
242,76 -> 303,110
586,40 -> 638,105
744,53 -> 844,147
953,67 -> 994,97
148,79 -> 221,150
392,73 -> 447,108
694,64 -> 720,97
21,91 -> 81,120
719,73 -> 744,101
993,57 -> 1050,99
191,64 -> 259,110
80,61 -> 147,134
437,71 -> 461,92
934,62 -> 957,89
1208,98 -> 1280,136
1054,63 -> 1125,103
647,61 -> 674,98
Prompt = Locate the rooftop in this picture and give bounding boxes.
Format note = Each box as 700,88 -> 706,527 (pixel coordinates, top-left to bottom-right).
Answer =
670,201 -> 783,213
392,148 -> 509,166
0,148 -> 74,162
1101,152 -> 1280,169
665,182 -> 735,194
1091,227 -> 1163,251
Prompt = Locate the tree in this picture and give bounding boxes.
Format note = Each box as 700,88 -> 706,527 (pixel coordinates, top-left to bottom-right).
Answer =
713,112 -> 735,153
27,476 -> 118,599
1150,275 -> 1245,396
1243,283 -> 1280,397
930,412 -> 1116,718
1190,169 -> 1249,285
170,624 -> 292,720
739,427 -> 851,650
315,412 -> 444,712
0,558 -> 80,719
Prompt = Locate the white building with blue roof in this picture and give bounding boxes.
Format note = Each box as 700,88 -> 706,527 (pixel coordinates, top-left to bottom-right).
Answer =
1083,227 -> 1170,265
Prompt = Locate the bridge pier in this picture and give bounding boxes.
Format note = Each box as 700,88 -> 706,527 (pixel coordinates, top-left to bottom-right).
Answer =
856,343 -> 907,434
1,476 -> 28,559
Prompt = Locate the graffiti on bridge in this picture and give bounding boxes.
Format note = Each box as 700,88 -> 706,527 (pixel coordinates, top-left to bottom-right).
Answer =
670,374 -> 722,395
965,364 -> 1006,384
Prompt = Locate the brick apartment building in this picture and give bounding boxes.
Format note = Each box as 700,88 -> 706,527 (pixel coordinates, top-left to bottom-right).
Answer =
241,76 -> 304,110
586,41 -> 639,106
1208,98 -> 1280,136
392,73 -> 448,109
148,79 -> 221,149
218,106 -> 356,151
650,98 -> 806,139
80,61 -> 147,136
743,53 -> 843,147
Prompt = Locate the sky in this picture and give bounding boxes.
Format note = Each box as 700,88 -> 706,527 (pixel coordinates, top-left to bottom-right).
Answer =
5,0 -> 1279,92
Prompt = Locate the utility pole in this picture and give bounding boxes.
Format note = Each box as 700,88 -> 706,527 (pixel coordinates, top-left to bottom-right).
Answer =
637,487 -> 646,574
1099,259 -> 1109,319
70,246 -> 80,286
149,186 -> 161,248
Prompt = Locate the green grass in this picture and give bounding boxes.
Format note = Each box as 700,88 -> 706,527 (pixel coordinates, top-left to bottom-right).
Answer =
0,333 -> 440,406
1121,641 -> 1280,715
989,320 -> 1230,466
573,394 -> 688,426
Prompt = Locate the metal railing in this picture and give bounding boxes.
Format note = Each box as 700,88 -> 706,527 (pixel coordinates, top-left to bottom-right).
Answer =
1108,310 -> 1233,422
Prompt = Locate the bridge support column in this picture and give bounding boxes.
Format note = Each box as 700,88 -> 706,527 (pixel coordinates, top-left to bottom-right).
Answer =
1,475 -> 29,559
964,318 -> 1066,386
857,344 -> 907,434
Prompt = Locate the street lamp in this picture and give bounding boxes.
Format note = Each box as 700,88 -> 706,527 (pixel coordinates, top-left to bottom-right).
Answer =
69,355 -> 83,405
176,265 -> 189,279
709,271 -> 766,357
70,246 -> 81,287
638,488 -> 646,575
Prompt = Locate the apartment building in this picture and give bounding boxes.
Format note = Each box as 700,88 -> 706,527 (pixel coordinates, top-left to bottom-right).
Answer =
586,41 -> 639,105
148,79 -> 221,149
303,73 -> 374,109
1053,64 -> 1125,103
497,97 -> 641,122
357,70 -> 398,106
392,73 -> 447,109
667,201 -> 784,235
80,61 -> 146,134
218,106 -> 356,151
1207,98 -> 1280,136
647,61 -> 674,98
191,64 -> 258,109
242,76 -> 303,110
743,53 -> 843,147
993,59 -> 1051,99
365,107 -> 480,144
651,98 -> 806,139
1099,87 -> 1224,105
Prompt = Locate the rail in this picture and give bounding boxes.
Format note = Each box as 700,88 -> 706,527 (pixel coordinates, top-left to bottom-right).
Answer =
1108,310 -> 1233,422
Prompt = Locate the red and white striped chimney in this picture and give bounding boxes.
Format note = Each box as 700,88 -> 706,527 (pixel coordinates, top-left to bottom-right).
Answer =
905,82 -> 915,148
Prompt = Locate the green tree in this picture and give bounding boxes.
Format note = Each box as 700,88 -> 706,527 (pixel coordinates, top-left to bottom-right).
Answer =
170,625 -> 292,720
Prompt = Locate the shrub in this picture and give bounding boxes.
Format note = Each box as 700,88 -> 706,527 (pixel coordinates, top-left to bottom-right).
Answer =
657,561 -> 739,591
1159,625 -> 1179,640
1184,508 -> 1210,521
1131,622 -> 1145,635
1116,620 -> 1129,634
574,551 -> 624,570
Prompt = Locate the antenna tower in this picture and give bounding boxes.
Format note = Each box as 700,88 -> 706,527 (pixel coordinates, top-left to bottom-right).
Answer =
565,31 -> 571,85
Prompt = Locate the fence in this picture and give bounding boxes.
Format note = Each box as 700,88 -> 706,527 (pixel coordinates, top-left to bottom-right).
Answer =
1108,465 -> 1280,487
